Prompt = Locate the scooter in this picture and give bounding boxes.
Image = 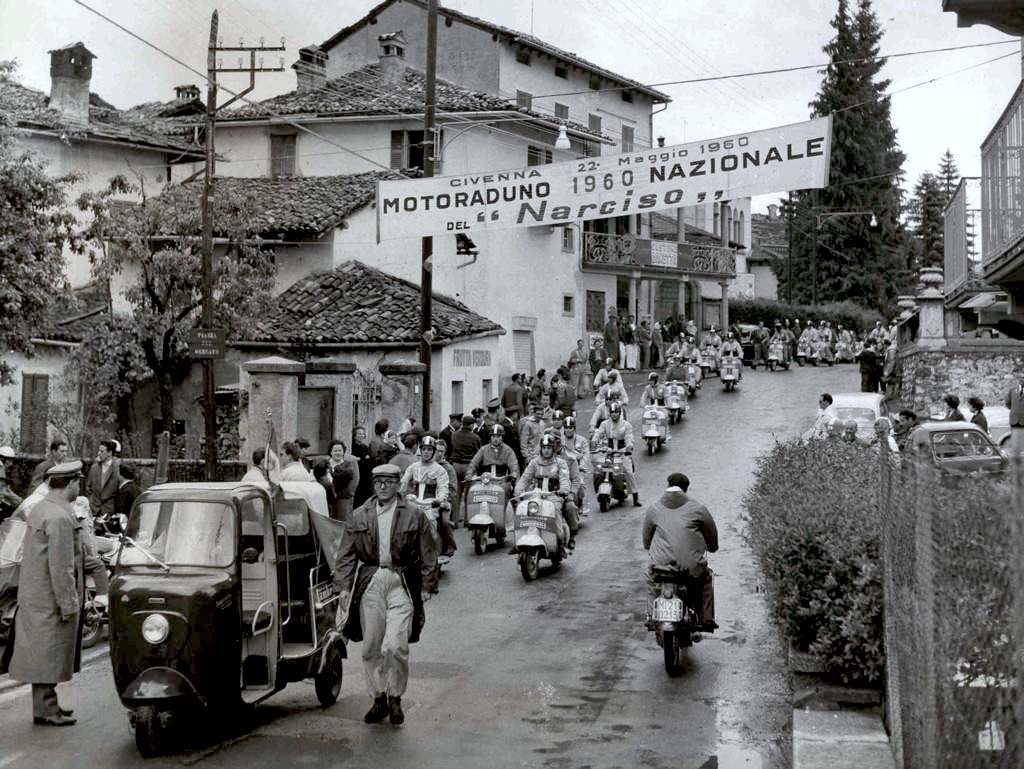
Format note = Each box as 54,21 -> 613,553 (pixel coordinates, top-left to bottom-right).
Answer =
642,404 -> 669,455
645,567 -> 709,677
720,354 -> 742,392
81,543 -> 116,649
406,483 -> 451,588
592,448 -> 629,512
835,339 -> 855,363
796,338 -> 811,367
665,381 -> 687,424
699,345 -> 718,379
816,339 -> 835,366
465,469 -> 513,555
685,360 -> 701,397
511,480 -> 570,582
767,339 -> 789,371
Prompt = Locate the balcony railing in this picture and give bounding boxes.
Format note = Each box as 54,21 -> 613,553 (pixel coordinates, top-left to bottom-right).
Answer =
981,81 -> 1024,268
943,177 -> 983,299
581,232 -> 736,278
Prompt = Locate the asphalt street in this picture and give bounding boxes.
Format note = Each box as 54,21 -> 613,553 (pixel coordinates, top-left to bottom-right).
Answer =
0,362 -> 856,769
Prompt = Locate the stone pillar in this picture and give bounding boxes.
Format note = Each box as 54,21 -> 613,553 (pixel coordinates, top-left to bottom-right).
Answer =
305,359 -> 357,447
719,280 -> 730,331
915,267 -> 946,350
242,356 -> 304,460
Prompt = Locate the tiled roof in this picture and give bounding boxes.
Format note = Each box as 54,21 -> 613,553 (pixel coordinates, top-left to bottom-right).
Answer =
248,260 -> 504,347
320,0 -> 671,103
0,75 -> 203,156
217,62 -> 607,141
750,212 -> 787,263
141,171 -> 405,238
650,212 -> 745,250
37,281 -> 110,344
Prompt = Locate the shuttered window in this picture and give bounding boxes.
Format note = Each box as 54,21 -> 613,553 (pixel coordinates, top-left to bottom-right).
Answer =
555,103 -> 568,120
390,130 -> 426,171
270,132 -> 296,178
621,125 -> 635,153
516,90 -> 533,110
513,330 -> 535,374
19,373 -> 49,454
390,130 -> 407,169
588,114 -> 602,134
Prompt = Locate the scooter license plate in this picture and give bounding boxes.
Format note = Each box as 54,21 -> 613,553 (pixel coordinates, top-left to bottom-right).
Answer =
598,482 -> 612,495
652,597 -> 684,622
472,491 -> 502,503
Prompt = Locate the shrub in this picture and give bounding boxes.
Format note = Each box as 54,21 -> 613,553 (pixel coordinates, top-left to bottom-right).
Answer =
730,298 -> 883,333
742,437 -> 884,683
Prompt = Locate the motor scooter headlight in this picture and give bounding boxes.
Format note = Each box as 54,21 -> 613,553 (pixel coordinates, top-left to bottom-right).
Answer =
527,501 -> 540,515
660,583 -> 675,599
142,613 -> 170,644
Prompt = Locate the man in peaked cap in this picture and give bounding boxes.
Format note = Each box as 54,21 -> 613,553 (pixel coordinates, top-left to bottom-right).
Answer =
9,461 -> 86,726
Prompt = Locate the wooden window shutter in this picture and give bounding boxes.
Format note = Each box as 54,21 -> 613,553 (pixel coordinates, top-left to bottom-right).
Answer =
390,130 -> 407,169
270,133 -> 296,178
19,374 -> 49,454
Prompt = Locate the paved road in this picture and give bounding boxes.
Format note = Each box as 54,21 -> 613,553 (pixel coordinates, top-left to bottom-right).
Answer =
0,363 -> 856,769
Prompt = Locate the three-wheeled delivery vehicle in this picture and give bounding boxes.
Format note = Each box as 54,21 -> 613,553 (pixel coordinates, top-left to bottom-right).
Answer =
109,481 -> 348,756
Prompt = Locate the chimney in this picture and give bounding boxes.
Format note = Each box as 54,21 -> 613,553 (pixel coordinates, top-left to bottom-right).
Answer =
376,31 -> 408,82
291,45 -> 328,93
174,84 -> 200,102
767,203 -> 778,220
48,42 -> 96,124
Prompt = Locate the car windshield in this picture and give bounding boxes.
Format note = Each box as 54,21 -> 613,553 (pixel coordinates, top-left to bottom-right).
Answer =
119,500 -> 235,568
929,430 -> 996,460
833,407 -> 876,432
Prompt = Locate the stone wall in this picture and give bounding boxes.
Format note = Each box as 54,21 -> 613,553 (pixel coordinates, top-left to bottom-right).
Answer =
896,339 -> 1024,416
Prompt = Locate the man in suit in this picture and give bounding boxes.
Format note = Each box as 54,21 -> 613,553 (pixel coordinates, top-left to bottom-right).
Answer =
30,439 -> 68,491
439,413 -> 461,449
1006,378 -> 1024,456
87,440 -> 120,518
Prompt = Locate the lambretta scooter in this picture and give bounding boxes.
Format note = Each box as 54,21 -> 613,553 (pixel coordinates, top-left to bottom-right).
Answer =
406,480 -> 451,589
720,353 -> 742,392
644,567 -> 709,677
665,381 -> 688,424
767,339 -> 789,371
592,447 -> 629,512
511,478 -> 570,582
698,344 -> 718,379
642,403 -> 669,455
796,337 -> 811,367
465,467 -> 513,555
684,356 -> 702,397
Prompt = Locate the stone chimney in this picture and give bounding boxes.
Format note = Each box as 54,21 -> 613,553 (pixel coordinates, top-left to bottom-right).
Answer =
48,42 -> 96,124
376,31 -> 408,82
767,203 -> 778,219
174,84 -> 200,102
291,45 -> 328,93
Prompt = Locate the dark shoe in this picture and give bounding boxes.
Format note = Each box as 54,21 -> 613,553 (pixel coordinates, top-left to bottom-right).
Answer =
567,537 -> 576,550
633,494 -> 642,507
58,707 -> 74,717
388,696 -> 405,725
34,715 -> 76,726
364,694 -> 389,724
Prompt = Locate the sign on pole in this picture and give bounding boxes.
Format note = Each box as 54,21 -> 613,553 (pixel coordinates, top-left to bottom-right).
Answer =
376,116 -> 832,240
190,328 -> 225,360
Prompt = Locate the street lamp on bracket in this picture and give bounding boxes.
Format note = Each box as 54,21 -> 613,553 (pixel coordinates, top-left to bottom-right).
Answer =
811,210 -> 878,305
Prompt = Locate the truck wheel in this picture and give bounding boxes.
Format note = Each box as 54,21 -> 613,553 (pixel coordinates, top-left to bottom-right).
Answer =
663,631 -> 684,677
473,528 -> 487,555
314,648 -> 344,706
133,706 -> 168,757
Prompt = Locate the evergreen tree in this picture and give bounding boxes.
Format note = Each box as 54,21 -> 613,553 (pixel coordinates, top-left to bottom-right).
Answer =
938,149 -> 959,198
776,0 -> 910,312
907,171 -> 945,269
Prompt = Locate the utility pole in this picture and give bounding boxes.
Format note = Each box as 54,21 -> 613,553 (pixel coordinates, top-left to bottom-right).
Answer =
419,0 -> 438,429
198,12 -> 284,480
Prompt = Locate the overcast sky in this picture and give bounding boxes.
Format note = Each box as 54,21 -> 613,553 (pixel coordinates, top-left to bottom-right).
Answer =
2,0 -> 1020,212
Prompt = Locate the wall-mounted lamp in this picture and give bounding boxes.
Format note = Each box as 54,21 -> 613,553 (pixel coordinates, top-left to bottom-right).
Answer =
554,123 -> 571,150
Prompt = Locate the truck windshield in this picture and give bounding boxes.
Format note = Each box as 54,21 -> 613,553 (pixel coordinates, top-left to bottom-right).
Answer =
119,500 -> 235,568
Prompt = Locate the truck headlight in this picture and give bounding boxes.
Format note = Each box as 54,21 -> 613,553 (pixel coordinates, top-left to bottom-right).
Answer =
142,613 -> 169,644
661,583 -> 675,599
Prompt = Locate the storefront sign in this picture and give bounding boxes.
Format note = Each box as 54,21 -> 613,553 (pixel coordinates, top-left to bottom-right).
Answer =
650,240 -> 678,268
377,116 -> 832,240
453,349 -> 492,367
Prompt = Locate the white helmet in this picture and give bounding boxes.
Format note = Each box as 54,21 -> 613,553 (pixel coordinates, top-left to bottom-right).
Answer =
0,446 -> 15,459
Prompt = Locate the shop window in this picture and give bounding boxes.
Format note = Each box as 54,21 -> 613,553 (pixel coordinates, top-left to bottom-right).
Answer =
527,145 -> 552,166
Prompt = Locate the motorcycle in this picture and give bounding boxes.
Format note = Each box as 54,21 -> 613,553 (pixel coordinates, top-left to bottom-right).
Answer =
592,448 -> 629,513
796,338 -> 811,367
815,339 -> 835,366
511,481 -> 570,582
684,361 -> 701,397
406,482 -> 450,587
698,345 -> 718,379
642,405 -> 669,455
645,567 -> 707,676
465,469 -> 512,555
767,339 -> 789,371
665,381 -> 687,424
835,338 -> 855,363
720,354 -> 742,392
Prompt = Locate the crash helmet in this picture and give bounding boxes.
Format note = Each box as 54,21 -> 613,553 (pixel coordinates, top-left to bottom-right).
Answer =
490,424 -> 505,442
551,409 -> 565,425
727,330 -> 735,339
687,335 -> 696,344
539,434 -> 556,458
419,435 -> 437,461
609,402 -> 623,420
605,357 -> 613,366
563,416 -> 577,433
648,372 -> 659,382
608,369 -> 619,381
709,325 -> 717,333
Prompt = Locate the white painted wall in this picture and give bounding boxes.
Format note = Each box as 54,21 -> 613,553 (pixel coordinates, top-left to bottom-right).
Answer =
0,345 -> 77,450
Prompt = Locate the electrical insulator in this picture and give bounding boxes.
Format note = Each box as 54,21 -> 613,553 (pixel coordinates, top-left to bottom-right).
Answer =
259,36 -> 265,46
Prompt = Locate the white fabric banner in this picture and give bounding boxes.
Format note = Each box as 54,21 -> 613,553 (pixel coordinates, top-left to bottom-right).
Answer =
376,116 -> 832,240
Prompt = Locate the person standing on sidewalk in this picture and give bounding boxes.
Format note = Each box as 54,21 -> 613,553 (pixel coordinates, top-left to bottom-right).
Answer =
638,320 -> 652,370
604,309 -> 620,368
9,461 -> 86,726
333,464 -> 433,726
569,339 -> 589,399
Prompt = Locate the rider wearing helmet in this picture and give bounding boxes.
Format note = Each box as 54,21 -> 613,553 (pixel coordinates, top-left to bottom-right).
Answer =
720,331 -> 744,379
516,434 -> 575,549
553,431 -> 583,549
399,435 -> 450,504
560,416 -> 591,477
596,369 -> 629,406
642,372 -> 666,406
589,390 -> 625,432
593,357 -> 615,390
432,437 -> 460,558
591,402 -> 641,506
467,424 -> 520,494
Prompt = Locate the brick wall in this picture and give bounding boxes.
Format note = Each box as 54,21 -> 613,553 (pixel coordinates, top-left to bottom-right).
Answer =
896,339 -> 1024,416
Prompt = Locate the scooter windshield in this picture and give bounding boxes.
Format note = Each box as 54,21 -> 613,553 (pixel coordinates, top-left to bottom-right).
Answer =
118,501 -> 235,568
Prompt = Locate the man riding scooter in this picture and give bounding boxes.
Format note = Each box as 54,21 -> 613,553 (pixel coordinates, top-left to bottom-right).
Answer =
596,369 -> 628,408
399,436 -> 453,582
515,435 -> 576,550
560,416 -> 592,502
467,424 -> 520,500
592,402 -> 641,507
720,332 -> 744,378
642,472 -> 719,631
642,372 -> 667,405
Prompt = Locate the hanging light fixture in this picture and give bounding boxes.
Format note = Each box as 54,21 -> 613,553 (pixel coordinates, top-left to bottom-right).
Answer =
554,122 -> 571,150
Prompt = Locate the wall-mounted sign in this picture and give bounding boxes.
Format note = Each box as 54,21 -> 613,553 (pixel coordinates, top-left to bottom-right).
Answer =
377,116 -> 832,240
453,349 -> 493,367
190,328 -> 225,359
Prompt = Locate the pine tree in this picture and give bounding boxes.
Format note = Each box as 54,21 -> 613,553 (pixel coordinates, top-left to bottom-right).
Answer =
777,0 -> 911,312
938,149 -> 959,198
907,171 -> 945,269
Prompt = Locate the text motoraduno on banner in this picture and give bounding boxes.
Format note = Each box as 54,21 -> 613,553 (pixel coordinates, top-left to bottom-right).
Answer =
376,116 -> 832,241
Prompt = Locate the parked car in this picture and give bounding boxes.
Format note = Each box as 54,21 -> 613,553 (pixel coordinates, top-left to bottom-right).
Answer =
731,323 -> 759,364
828,392 -> 898,451
984,405 -> 1011,448
905,421 -> 1007,478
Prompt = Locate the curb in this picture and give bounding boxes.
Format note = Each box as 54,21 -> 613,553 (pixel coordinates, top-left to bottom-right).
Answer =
793,708 -> 895,769
0,645 -> 109,697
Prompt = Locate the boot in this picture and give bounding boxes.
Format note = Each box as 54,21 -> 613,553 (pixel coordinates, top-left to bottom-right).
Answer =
388,696 -> 405,725
633,493 -> 641,507
567,535 -> 576,550
364,694 -> 389,723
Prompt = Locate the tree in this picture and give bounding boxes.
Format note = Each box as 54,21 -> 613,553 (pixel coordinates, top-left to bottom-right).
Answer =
938,149 -> 959,198
77,175 -> 276,435
906,171 -> 945,269
0,61 -> 77,385
777,0 -> 911,312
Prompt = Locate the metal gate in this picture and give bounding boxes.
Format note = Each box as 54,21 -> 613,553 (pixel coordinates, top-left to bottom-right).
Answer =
352,369 -> 383,434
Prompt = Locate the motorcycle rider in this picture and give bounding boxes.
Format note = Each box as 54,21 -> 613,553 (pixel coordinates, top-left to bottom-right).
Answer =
720,331 -> 744,379
515,434 -> 576,550
702,325 -> 723,367
551,431 -> 582,549
596,368 -> 629,406
560,416 -> 592,482
665,355 -> 689,384
592,402 -> 641,507
769,322 -> 789,364
432,438 -> 460,557
642,472 -> 719,631
519,402 -> 545,463
467,424 -> 520,500
589,391 -> 623,432
593,358 -> 615,391
399,436 -> 451,582
642,372 -> 666,405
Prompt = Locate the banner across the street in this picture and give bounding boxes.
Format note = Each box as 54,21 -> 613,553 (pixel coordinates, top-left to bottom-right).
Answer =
376,115 -> 832,240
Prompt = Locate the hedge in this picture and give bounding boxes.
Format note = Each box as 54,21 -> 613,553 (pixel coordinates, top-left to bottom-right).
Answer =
742,437 -> 884,683
729,298 -> 884,333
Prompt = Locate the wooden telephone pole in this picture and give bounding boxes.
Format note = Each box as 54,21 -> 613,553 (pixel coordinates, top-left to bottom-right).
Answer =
198,12 -> 284,479
418,0 -> 439,429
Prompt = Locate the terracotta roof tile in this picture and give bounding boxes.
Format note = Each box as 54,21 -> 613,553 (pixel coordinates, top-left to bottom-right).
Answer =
250,260 -> 503,347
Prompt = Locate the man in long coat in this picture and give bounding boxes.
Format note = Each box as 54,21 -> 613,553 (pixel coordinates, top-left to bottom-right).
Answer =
9,461 -> 85,726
